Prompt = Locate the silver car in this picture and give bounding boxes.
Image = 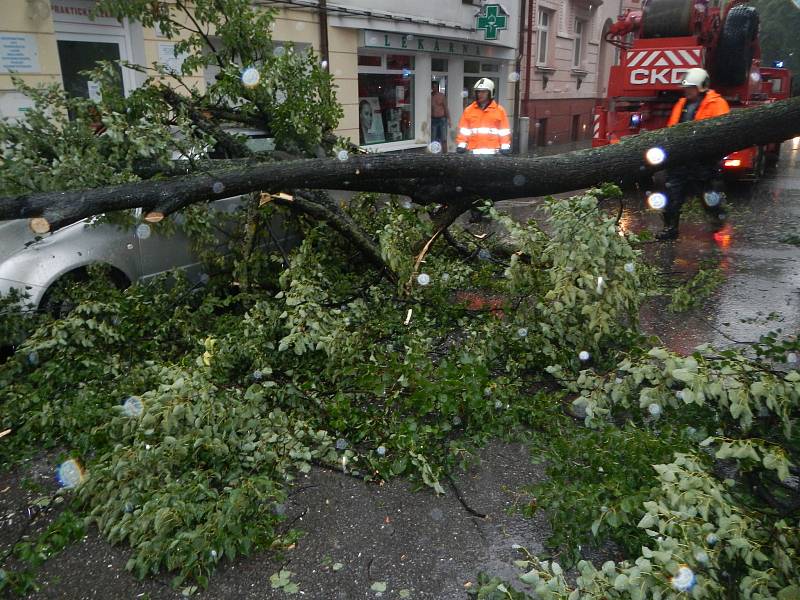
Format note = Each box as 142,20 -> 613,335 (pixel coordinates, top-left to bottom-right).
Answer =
0,199 -> 295,312
1,131 -> 297,312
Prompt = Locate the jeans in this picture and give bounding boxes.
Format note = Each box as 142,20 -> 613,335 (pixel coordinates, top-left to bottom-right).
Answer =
431,117 -> 448,149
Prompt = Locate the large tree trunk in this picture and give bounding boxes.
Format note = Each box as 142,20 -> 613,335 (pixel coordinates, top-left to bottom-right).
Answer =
2,96 -> 800,274
4,96 -> 799,230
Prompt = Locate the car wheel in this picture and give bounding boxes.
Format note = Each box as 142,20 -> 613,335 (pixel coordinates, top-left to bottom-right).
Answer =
39,266 -> 129,319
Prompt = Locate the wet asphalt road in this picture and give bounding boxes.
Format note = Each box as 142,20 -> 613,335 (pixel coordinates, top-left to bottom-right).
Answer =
501,137 -> 800,354
3,140 -> 799,599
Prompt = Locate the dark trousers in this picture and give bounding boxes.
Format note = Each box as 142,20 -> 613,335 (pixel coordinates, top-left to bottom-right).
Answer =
431,117 -> 448,151
664,161 -> 724,226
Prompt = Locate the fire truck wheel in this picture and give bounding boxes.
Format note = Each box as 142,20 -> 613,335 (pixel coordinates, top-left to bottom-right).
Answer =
713,5 -> 759,87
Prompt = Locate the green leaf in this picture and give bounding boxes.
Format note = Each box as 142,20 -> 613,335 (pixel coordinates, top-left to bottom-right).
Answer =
777,585 -> 800,600
637,514 -> 656,529
283,582 -> 299,594
371,581 -> 387,592
614,573 -> 629,591
520,570 -> 540,585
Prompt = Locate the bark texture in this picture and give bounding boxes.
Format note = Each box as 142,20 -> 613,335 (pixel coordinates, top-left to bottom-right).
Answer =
4,96 -> 799,230
2,95 -> 800,274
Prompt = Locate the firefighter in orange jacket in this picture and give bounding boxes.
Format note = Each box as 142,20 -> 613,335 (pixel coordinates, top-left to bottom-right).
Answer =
456,78 -> 512,155
657,67 -> 730,240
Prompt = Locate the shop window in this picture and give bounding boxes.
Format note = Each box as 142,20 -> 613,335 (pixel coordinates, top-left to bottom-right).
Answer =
432,58 -> 448,72
464,60 -> 481,74
358,54 -> 382,67
386,54 -> 414,70
481,63 -> 500,72
358,73 -> 414,145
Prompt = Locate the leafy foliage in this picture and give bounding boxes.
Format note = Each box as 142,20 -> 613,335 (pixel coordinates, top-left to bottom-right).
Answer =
1,3 -> 797,592
1,188 -> 650,588
750,0 -> 800,95
0,0 -> 341,198
484,333 -> 800,599
0,510 -> 86,596
668,262 -> 724,312
96,0 -> 342,154
0,69 -> 207,195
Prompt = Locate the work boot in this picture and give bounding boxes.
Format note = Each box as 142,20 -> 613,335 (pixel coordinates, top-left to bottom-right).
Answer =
656,227 -> 678,240
656,212 -> 679,240
708,209 -> 727,232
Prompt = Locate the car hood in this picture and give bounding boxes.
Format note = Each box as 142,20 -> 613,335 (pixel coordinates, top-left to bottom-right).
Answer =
0,220 -> 37,259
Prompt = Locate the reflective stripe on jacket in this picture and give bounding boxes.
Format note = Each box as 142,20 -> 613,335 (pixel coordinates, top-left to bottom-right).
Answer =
667,90 -> 730,126
456,100 -> 511,153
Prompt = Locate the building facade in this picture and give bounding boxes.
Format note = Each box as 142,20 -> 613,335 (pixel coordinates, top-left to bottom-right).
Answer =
518,0 -> 637,151
1,0 -> 524,153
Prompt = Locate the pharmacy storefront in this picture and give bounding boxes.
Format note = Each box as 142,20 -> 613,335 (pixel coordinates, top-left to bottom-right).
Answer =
356,30 -> 515,151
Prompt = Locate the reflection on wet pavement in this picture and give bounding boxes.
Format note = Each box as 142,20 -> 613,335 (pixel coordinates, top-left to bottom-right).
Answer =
499,138 -> 800,355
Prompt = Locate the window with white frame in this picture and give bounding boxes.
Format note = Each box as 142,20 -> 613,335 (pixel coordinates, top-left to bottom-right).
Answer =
573,19 -> 586,68
357,53 -> 415,146
536,8 -> 552,66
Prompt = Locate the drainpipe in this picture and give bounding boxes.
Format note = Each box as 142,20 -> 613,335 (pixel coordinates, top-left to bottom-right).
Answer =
524,0 -> 535,117
512,0 -> 528,153
319,0 -> 329,65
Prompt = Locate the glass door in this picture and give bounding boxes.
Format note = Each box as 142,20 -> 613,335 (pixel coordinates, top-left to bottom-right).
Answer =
56,38 -> 125,100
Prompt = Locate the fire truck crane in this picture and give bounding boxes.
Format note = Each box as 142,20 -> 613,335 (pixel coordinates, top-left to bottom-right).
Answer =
593,0 -> 792,180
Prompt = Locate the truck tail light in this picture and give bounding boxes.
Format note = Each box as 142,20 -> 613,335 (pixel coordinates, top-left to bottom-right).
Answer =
724,159 -> 742,167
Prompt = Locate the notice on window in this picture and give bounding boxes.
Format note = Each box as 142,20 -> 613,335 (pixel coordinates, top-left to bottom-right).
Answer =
359,97 -> 385,145
87,80 -> 102,102
0,34 -> 41,74
158,42 -> 186,73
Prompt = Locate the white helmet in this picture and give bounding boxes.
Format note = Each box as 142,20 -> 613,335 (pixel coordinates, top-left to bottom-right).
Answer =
680,68 -> 710,92
473,77 -> 495,97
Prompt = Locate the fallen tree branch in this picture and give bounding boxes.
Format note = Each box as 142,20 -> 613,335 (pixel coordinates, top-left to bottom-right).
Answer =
273,190 -> 396,282
3,96 -> 800,232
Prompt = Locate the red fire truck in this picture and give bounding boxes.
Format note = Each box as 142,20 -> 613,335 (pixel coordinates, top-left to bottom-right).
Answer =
593,0 -> 792,180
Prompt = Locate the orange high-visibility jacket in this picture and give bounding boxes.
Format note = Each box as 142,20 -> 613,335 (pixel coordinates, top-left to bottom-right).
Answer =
456,100 -> 511,154
667,90 -> 730,126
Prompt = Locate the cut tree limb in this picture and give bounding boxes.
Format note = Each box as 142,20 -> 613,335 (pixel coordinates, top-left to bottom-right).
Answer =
3,96 -> 800,231
273,190 -> 394,281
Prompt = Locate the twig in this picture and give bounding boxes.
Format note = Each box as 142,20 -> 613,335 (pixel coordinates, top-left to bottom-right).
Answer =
407,228 -> 445,288
445,472 -> 487,519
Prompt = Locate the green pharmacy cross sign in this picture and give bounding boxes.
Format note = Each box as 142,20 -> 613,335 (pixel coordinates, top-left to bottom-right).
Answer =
476,4 -> 509,41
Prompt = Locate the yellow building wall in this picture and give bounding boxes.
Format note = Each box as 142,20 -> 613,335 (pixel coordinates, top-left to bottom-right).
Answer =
140,6 -> 206,94
0,0 -> 61,113
1,1 -> 357,142
328,26 -> 359,143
